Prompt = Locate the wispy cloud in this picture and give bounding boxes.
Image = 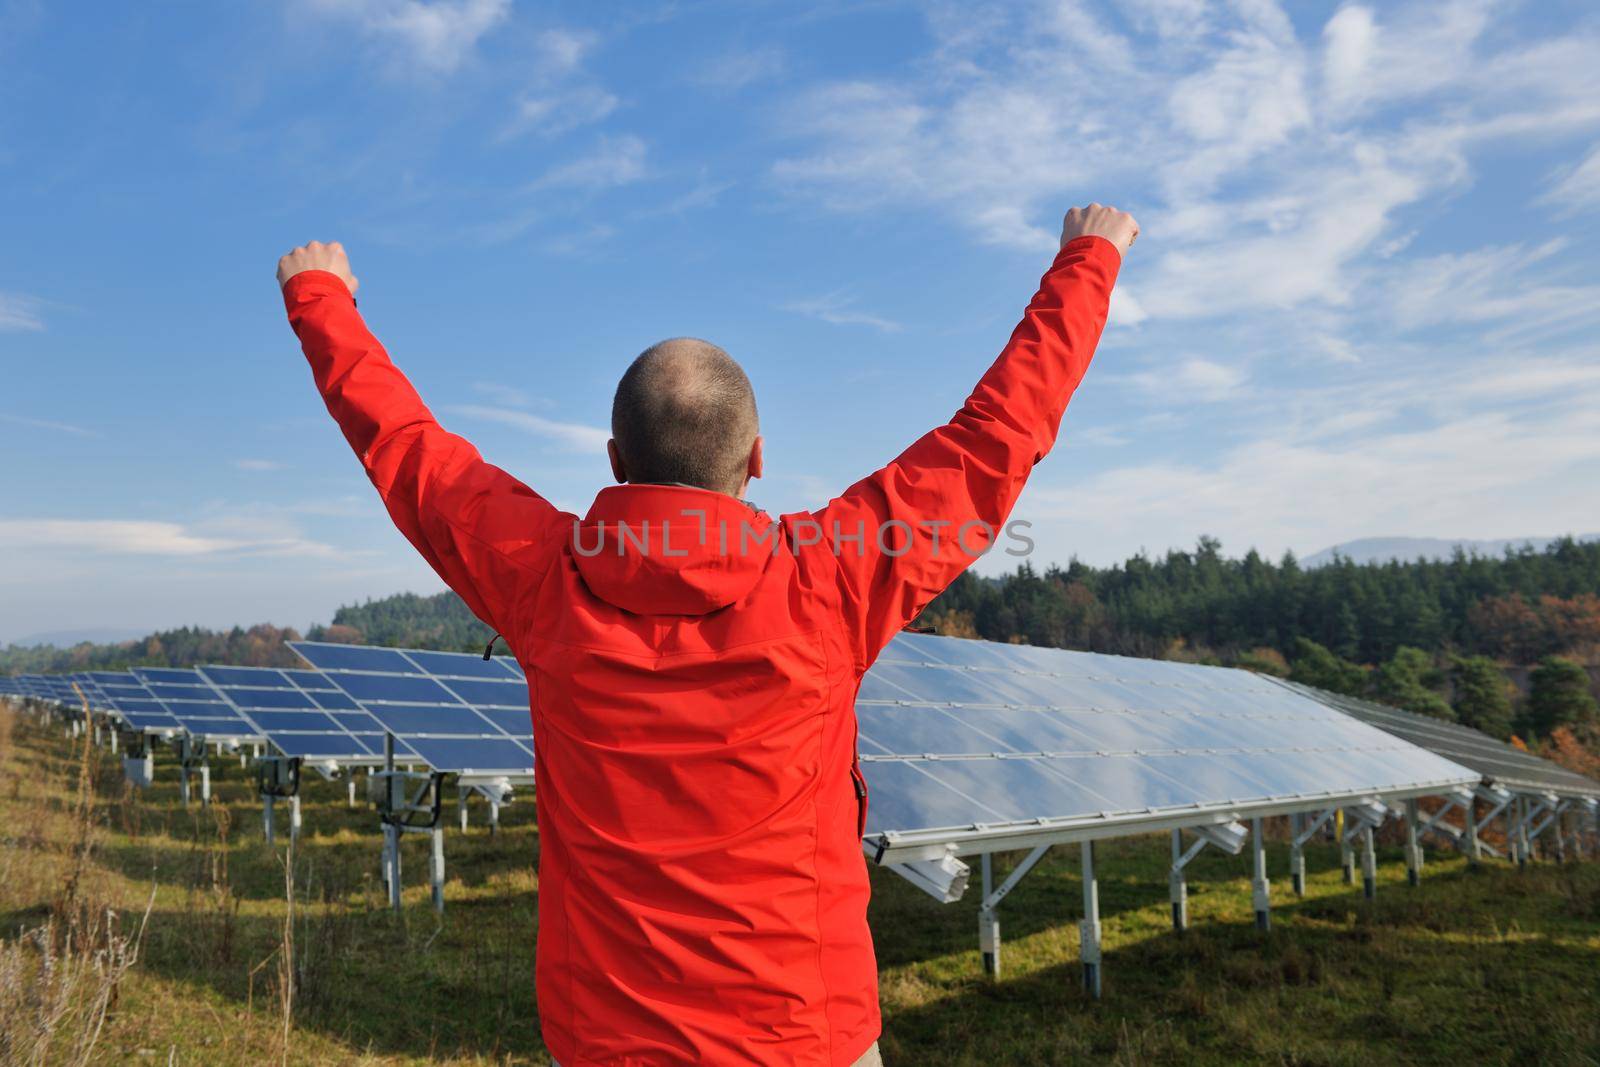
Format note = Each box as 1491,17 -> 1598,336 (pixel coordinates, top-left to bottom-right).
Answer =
303,0 -> 510,75
445,404 -> 610,453
1123,357 -> 1248,404
782,292 -> 902,333
532,135 -> 648,190
0,519 -> 338,558
0,292 -> 44,332
1542,144 -> 1600,214
691,46 -> 786,90
503,87 -> 619,139
234,458 -> 286,472
0,413 -> 95,436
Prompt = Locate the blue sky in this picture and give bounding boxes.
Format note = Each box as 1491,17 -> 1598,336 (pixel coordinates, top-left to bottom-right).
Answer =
2,0 -> 1598,644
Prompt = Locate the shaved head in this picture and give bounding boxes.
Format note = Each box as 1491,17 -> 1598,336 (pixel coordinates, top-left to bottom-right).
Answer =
611,338 -> 759,496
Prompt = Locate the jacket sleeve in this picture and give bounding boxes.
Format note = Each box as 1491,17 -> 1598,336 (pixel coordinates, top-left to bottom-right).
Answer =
282,270 -> 566,637
810,235 -> 1121,667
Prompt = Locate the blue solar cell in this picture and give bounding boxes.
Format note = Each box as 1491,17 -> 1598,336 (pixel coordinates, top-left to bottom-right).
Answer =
334,673 -> 456,704
292,643 -> 419,674
283,669 -> 331,689
229,687 -> 317,710
306,690 -> 360,710
145,683 -> 202,702
269,733 -> 381,759
477,708 -> 532,735
203,666 -> 292,688
441,678 -> 526,707
359,704 -> 501,734
400,737 -> 533,771
247,710 -> 341,733
134,668 -> 197,684
403,649 -> 520,679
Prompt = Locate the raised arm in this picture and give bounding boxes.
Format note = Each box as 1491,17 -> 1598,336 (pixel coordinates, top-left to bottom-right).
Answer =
811,206 -> 1135,666
277,242 -> 566,637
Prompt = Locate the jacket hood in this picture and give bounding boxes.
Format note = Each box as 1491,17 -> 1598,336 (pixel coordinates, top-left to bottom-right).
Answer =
570,484 -> 777,616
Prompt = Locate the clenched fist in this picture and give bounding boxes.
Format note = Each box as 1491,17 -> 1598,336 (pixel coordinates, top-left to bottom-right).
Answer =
1060,204 -> 1139,257
276,240 -> 359,295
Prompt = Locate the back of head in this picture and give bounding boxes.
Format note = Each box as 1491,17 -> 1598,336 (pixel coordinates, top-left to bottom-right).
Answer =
611,338 -> 759,496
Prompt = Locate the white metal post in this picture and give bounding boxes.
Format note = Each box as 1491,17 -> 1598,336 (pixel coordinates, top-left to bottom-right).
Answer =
1289,814 -> 1306,897
110,729 -> 118,754
1361,826 -> 1377,899
289,793 -> 302,844
430,828 -> 446,913
459,788 -> 470,833
348,777 -> 357,808
180,764 -> 191,807
1170,829 -> 1188,931
1251,817 -> 1270,932
1517,797 -> 1531,869
1080,841 -> 1102,999
200,763 -> 210,805
1465,796 -> 1481,865
489,799 -> 500,835
1404,798 -> 1422,887
1340,811 -> 1355,885
263,794 -> 275,845
979,853 -> 999,978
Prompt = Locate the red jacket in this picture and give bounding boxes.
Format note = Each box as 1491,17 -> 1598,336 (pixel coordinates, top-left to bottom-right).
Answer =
283,236 -> 1119,1065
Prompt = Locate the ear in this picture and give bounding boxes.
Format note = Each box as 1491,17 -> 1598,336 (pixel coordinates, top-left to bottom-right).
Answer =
607,439 -> 627,484
747,435 -> 764,482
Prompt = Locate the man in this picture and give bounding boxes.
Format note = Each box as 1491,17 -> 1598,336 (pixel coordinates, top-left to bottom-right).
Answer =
277,203 -> 1135,1066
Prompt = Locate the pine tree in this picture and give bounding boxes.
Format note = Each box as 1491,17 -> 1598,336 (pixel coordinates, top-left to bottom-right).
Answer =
1450,655 -> 1514,739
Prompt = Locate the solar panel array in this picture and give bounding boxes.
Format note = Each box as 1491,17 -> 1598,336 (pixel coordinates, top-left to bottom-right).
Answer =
858,633 -> 1479,852
131,668 -> 264,744
1277,678 -> 1600,799
288,642 -> 533,778
197,665 -> 392,762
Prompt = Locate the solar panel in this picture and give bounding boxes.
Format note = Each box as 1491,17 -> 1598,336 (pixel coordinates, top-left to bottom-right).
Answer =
1276,679 -> 1600,799
129,667 -> 264,744
197,664 -> 398,763
857,633 -> 1478,860
93,674 -> 184,736
288,642 -> 533,779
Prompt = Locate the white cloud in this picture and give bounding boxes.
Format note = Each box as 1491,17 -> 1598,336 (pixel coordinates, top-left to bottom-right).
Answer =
304,0 -> 510,74
503,87 -> 618,139
0,413 -> 94,436
0,519 -> 337,558
234,458 -> 286,471
692,46 -> 786,90
532,135 -> 648,190
782,293 -> 902,333
1542,143 -> 1600,214
445,404 -> 610,453
0,292 -> 43,331
1123,357 -> 1248,404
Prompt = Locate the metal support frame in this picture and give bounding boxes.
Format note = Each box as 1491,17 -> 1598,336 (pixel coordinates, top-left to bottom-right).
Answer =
1080,841 -> 1102,1000
1290,809 -> 1336,897
1250,817 -> 1270,932
1404,798 -> 1422,887
1168,819 -> 1248,932
177,735 -> 212,807
1361,826 -> 1377,899
348,775 -> 358,808
455,779 -> 515,836
977,844 -> 1049,978
256,755 -> 301,847
373,733 -> 447,914
1339,813 -> 1355,885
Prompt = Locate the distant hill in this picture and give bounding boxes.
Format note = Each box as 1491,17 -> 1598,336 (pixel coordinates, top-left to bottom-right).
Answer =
1304,534 -> 1600,568
7,626 -> 147,648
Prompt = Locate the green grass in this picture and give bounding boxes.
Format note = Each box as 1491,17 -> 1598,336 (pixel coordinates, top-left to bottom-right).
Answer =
3,708 -> 1599,1065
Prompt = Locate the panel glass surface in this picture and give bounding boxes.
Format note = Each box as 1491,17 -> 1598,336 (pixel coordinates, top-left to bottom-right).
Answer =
859,633 -> 1478,841
197,664 -> 395,763
130,667 -> 262,742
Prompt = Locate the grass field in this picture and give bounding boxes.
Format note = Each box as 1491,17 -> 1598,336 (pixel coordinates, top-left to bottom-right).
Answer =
3,704 -> 1599,1066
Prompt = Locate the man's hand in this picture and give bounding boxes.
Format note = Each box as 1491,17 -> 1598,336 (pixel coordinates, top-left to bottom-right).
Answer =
276,240 -> 359,296
1060,204 -> 1139,257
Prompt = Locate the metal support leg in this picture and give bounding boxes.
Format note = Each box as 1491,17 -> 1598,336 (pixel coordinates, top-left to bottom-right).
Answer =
1361,826 -> 1377,899
489,799 -> 500,835
200,763 -> 211,805
1466,798 -> 1481,865
348,777 -> 357,808
1554,809 -> 1569,864
1404,798 -> 1422,887
1080,842 -> 1102,999
430,828 -> 446,913
1290,814 -> 1306,897
110,729 -> 118,754
1517,798 -> 1531,869
1340,810 -> 1355,885
263,794 -> 275,845
385,823 -> 402,912
460,788 -> 470,834
1170,829 -> 1189,931
979,853 -> 999,978
1251,817 -> 1270,932
289,793 -> 302,844
180,765 -> 191,807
